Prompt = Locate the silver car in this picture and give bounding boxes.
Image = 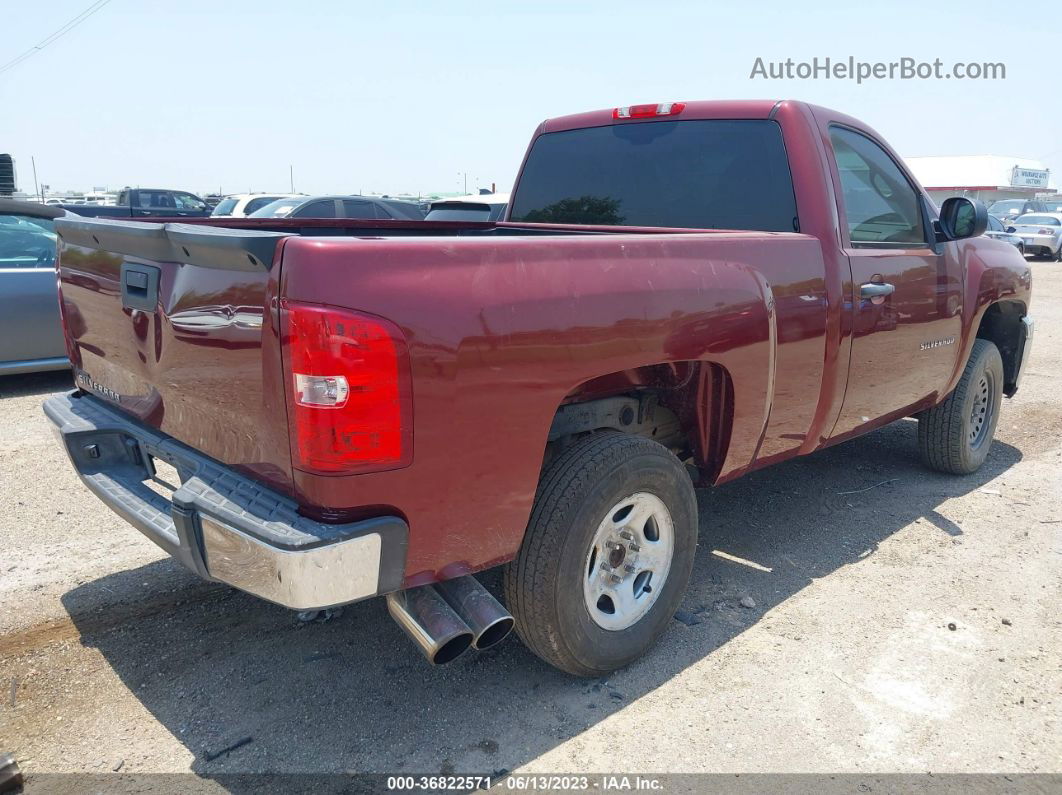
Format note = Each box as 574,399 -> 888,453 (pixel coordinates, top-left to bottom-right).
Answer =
985,214 -> 1026,255
1007,212 -> 1062,261
0,200 -> 69,374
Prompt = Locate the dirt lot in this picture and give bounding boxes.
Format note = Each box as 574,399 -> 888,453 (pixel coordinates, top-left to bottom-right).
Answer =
1,263 -> 1059,784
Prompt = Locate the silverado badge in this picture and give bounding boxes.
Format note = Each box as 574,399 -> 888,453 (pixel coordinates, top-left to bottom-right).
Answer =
77,370 -> 122,403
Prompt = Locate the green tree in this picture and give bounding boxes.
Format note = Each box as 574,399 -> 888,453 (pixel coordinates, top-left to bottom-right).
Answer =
521,195 -> 624,225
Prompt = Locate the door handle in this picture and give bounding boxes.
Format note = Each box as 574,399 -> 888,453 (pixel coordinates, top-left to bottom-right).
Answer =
860,282 -> 895,299
121,262 -> 160,311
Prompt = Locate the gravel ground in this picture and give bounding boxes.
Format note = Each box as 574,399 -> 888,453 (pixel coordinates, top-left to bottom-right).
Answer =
0,263 -> 1059,784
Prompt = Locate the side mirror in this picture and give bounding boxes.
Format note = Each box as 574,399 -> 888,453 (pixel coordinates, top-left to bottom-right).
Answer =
937,197 -> 988,242
1006,226 -> 1017,234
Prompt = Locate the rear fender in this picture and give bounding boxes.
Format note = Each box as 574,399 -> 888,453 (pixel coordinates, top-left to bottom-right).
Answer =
535,264 -> 777,483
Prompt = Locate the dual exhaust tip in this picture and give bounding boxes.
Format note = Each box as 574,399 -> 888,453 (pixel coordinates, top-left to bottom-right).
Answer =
386,575 -> 514,665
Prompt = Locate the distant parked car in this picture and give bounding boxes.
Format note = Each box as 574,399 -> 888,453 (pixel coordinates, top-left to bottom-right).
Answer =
1007,213 -> 1062,260
988,199 -> 1051,224
248,195 -> 425,220
985,215 -> 1026,255
425,193 -> 509,222
0,199 -> 69,374
59,188 -> 211,218
211,193 -> 305,218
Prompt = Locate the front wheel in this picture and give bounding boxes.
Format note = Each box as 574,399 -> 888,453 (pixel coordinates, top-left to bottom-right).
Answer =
504,432 -> 697,676
918,339 -> 1004,474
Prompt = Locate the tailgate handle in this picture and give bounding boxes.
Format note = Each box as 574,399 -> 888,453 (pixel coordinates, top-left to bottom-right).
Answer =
121,263 -> 160,311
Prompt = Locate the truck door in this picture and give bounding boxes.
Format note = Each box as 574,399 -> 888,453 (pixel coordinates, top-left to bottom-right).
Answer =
826,124 -> 963,438
130,190 -> 163,217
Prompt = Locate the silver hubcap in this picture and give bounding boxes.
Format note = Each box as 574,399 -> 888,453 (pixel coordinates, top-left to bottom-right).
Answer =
968,373 -> 992,447
583,492 -> 674,631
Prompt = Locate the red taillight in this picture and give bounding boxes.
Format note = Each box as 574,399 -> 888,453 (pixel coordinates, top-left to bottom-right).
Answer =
1038,228 -> 1052,235
281,300 -> 412,475
613,102 -> 685,120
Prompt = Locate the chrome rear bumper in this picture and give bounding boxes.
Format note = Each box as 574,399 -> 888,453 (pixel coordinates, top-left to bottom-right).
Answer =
44,390 -> 407,610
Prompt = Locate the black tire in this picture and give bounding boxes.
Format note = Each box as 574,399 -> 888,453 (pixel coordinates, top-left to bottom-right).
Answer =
1055,244 -> 1062,263
504,432 -> 697,676
918,339 -> 1004,474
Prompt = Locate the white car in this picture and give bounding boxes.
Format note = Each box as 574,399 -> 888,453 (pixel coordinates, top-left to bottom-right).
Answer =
425,193 -> 510,222
1008,213 -> 1062,261
210,193 -> 304,218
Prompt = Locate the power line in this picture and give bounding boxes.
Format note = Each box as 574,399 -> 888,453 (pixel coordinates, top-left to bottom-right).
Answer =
0,0 -> 113,77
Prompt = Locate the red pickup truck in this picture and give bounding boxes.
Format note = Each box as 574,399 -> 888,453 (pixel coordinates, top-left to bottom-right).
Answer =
46,100 -> 1033,676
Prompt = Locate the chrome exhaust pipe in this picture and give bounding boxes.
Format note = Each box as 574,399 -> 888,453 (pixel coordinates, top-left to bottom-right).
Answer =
386,586 -> 474,665
434,575 -> 514,651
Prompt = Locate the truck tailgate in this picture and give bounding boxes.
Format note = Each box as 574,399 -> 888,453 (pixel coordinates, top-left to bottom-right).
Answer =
54,218 -> 296,494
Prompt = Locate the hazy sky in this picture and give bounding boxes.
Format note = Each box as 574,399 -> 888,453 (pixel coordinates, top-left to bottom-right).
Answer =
3,0 -> 1058,196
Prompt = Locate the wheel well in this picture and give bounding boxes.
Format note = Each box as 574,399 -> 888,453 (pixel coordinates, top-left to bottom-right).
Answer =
543,362 -> 731,481
976,300 -> 1027,396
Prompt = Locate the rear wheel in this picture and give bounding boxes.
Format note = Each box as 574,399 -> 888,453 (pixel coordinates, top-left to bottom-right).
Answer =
918,339 -> 1004,474
504,432 -> 697,676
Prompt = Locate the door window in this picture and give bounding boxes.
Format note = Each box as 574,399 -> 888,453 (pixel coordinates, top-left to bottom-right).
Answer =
293,200 -> 338,218
173,192 -> 207,211
0,215 -> 57,268
341,200 -> 375,219
829,126 -> 926,247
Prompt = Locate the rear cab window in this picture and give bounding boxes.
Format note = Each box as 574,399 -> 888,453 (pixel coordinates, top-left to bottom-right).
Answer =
509,119 -> 798,231
1015,215 -> 1060,226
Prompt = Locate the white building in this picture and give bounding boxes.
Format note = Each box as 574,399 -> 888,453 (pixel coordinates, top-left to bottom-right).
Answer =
904,155 -> 1056,205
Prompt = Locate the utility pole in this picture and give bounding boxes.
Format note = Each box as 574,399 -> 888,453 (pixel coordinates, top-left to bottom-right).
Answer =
31,156 -> 41,201
289,164 -> 294,193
